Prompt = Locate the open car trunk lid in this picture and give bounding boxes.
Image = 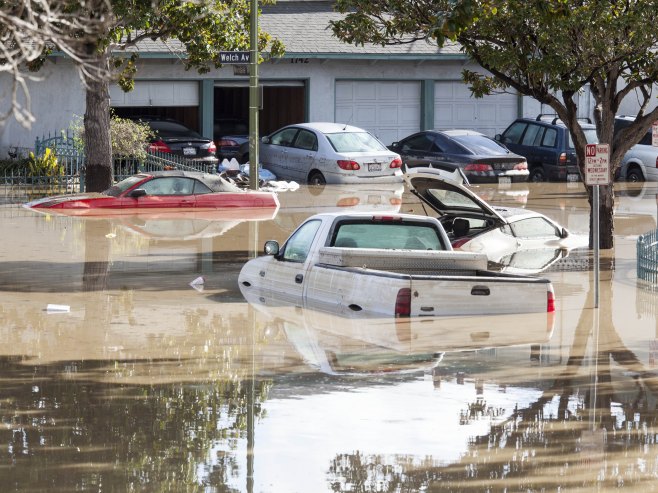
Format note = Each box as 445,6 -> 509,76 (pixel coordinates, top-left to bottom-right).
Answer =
403,167 -> 507,228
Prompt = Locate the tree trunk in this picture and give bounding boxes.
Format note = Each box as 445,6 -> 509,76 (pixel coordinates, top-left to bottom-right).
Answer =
588,183 -> 615,249
84,54 -> 113,192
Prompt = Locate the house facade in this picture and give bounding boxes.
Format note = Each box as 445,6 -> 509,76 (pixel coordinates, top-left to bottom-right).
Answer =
0,1 -> 599,155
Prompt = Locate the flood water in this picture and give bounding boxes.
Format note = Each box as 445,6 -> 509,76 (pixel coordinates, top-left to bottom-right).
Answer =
1,180 -> 658,492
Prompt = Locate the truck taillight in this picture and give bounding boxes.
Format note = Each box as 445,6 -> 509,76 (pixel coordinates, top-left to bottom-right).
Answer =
148,140 -> 171,153
547,288 -> 555,313
464,163 -> 493,172
338,160 -> 360,170
395,288 -> 411,318
390,157 -> 402,168
558,152 -> 568,164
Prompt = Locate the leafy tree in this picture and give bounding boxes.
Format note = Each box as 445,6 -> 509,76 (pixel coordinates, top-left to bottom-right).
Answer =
28,0 -> 284,192
331,0 -> 658,248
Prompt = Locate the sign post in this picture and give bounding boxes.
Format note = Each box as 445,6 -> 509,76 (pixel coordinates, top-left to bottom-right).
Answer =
248,0 -> 260,191
585,143 -> 610,308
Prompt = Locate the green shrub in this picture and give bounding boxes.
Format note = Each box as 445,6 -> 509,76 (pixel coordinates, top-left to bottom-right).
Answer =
28,148 -> 63,177
69,112 -> 154,161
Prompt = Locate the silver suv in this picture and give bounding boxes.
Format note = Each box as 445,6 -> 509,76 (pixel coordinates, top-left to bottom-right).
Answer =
615,116 -> 657,182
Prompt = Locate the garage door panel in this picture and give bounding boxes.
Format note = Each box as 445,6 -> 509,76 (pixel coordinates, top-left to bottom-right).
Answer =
110,81 -> 199,107
335,81 -> 421,146
434,81 -> 516,135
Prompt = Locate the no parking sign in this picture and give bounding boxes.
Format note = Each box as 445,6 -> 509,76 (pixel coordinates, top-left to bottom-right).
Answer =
585,144 -> 610,186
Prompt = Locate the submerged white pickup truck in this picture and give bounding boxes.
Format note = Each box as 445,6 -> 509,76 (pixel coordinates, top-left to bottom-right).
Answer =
238,211 -> 555,318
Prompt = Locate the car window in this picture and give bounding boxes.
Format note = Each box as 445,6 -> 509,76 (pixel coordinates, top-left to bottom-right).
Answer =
326,132 -> 387,152
294,129 -> 318,151
140,177 -> 193,196
541,128 -> 557,147
104,175 -> 148,196
148,121 -> 201,139
521,124 -> 544,146
501,122 -> 527,144
451,134 -> 509,155
400,134 -> 434,152
270,128 -> 299,147
510,217 -> 560,238
192,179 -> 213,194
282,219 -> 322,262
332,221 -> 445,250
434,134 -> 467,154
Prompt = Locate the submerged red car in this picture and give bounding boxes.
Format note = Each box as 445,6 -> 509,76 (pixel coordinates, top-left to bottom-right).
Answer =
24,171 -> 279,215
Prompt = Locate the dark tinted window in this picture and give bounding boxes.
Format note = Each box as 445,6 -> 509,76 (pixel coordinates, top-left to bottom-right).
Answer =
450,134 -> 509,155
434,134 -> 468,154
400,133 -> 434,152
501,122 -> 527,144
148,121 -> 201,139
542,128 -> 558,147
521,124 -> 544,146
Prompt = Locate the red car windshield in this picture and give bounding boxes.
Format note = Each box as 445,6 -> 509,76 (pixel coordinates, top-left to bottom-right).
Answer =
103,175 -> 149,197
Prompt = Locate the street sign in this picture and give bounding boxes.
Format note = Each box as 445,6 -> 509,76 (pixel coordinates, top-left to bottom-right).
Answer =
219,51 -> 251,64
585,143 -> 610,185
652,121 -> 658,147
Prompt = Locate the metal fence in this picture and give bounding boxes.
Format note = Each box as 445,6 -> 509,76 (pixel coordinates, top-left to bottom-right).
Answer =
637,229 -> 658,287
0,135 -> 216,204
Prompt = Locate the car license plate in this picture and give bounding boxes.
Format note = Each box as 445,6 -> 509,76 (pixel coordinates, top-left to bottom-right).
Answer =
567,173 -> 579,182
368,163 -> 381,172
498,176 -> 511,185
183,147 -> 196,156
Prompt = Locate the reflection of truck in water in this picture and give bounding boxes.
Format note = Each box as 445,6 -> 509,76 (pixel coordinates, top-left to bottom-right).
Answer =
241,275 -> 555,376
239,212 -> 556,318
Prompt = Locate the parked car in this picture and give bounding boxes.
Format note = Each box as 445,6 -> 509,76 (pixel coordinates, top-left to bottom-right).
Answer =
614,115 -> 658,182
216,135 -> 250,164
495,115 -> 598,182
404,167 -> 588,273
23,170 -> 279,215
214,117 -> 250,164
132,117 -> 218,167
388,129 -> 529,184
259,122 -> 403,185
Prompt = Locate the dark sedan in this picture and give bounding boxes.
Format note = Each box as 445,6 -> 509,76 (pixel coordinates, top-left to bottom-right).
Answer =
389,129 -> 529,184
134,117 -> 218,166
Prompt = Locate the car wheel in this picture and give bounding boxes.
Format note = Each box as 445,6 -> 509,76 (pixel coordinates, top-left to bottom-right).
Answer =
627,167 -> 644,182
529,167 -> 546,182
308,171 -> 326,186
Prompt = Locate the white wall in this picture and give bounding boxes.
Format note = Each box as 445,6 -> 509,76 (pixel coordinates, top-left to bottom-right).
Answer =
0,59 -> 86,156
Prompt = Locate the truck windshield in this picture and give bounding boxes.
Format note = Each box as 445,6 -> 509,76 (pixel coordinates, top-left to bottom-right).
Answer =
332,221 -> 446,250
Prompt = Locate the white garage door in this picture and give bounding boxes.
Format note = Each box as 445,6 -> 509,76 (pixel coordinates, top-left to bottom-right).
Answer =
110,81 -> 199,107
335,81 -> 421,146
434,81 -> 518,137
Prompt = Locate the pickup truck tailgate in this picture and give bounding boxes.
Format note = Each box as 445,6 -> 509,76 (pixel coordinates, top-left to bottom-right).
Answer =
409,273 -> 552,316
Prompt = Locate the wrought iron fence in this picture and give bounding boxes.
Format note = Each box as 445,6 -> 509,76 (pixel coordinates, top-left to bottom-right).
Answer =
637,229 -> 658,287
0,133 -> 217,204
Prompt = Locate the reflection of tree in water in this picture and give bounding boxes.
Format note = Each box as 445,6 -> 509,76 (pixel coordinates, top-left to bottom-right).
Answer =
0,356 -> 271,490
327,279 -> 658,491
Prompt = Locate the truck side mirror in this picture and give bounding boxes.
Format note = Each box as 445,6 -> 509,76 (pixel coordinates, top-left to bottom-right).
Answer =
494,134 -> 502,141
264,240 -> 279,255
561,227 -> 569,239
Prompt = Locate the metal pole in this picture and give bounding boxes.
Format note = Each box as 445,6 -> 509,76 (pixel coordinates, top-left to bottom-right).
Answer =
248,0 -> 260,190
593,184 -> 600,308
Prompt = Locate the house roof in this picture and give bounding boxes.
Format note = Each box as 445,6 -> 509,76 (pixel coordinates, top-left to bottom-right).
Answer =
124,1 -> 465,60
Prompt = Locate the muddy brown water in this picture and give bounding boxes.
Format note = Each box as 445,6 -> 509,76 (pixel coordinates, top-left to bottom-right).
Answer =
1,181 -> 658,492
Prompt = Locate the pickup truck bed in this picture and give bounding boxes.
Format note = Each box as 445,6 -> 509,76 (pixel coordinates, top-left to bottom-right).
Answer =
239,211 -> 555,319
